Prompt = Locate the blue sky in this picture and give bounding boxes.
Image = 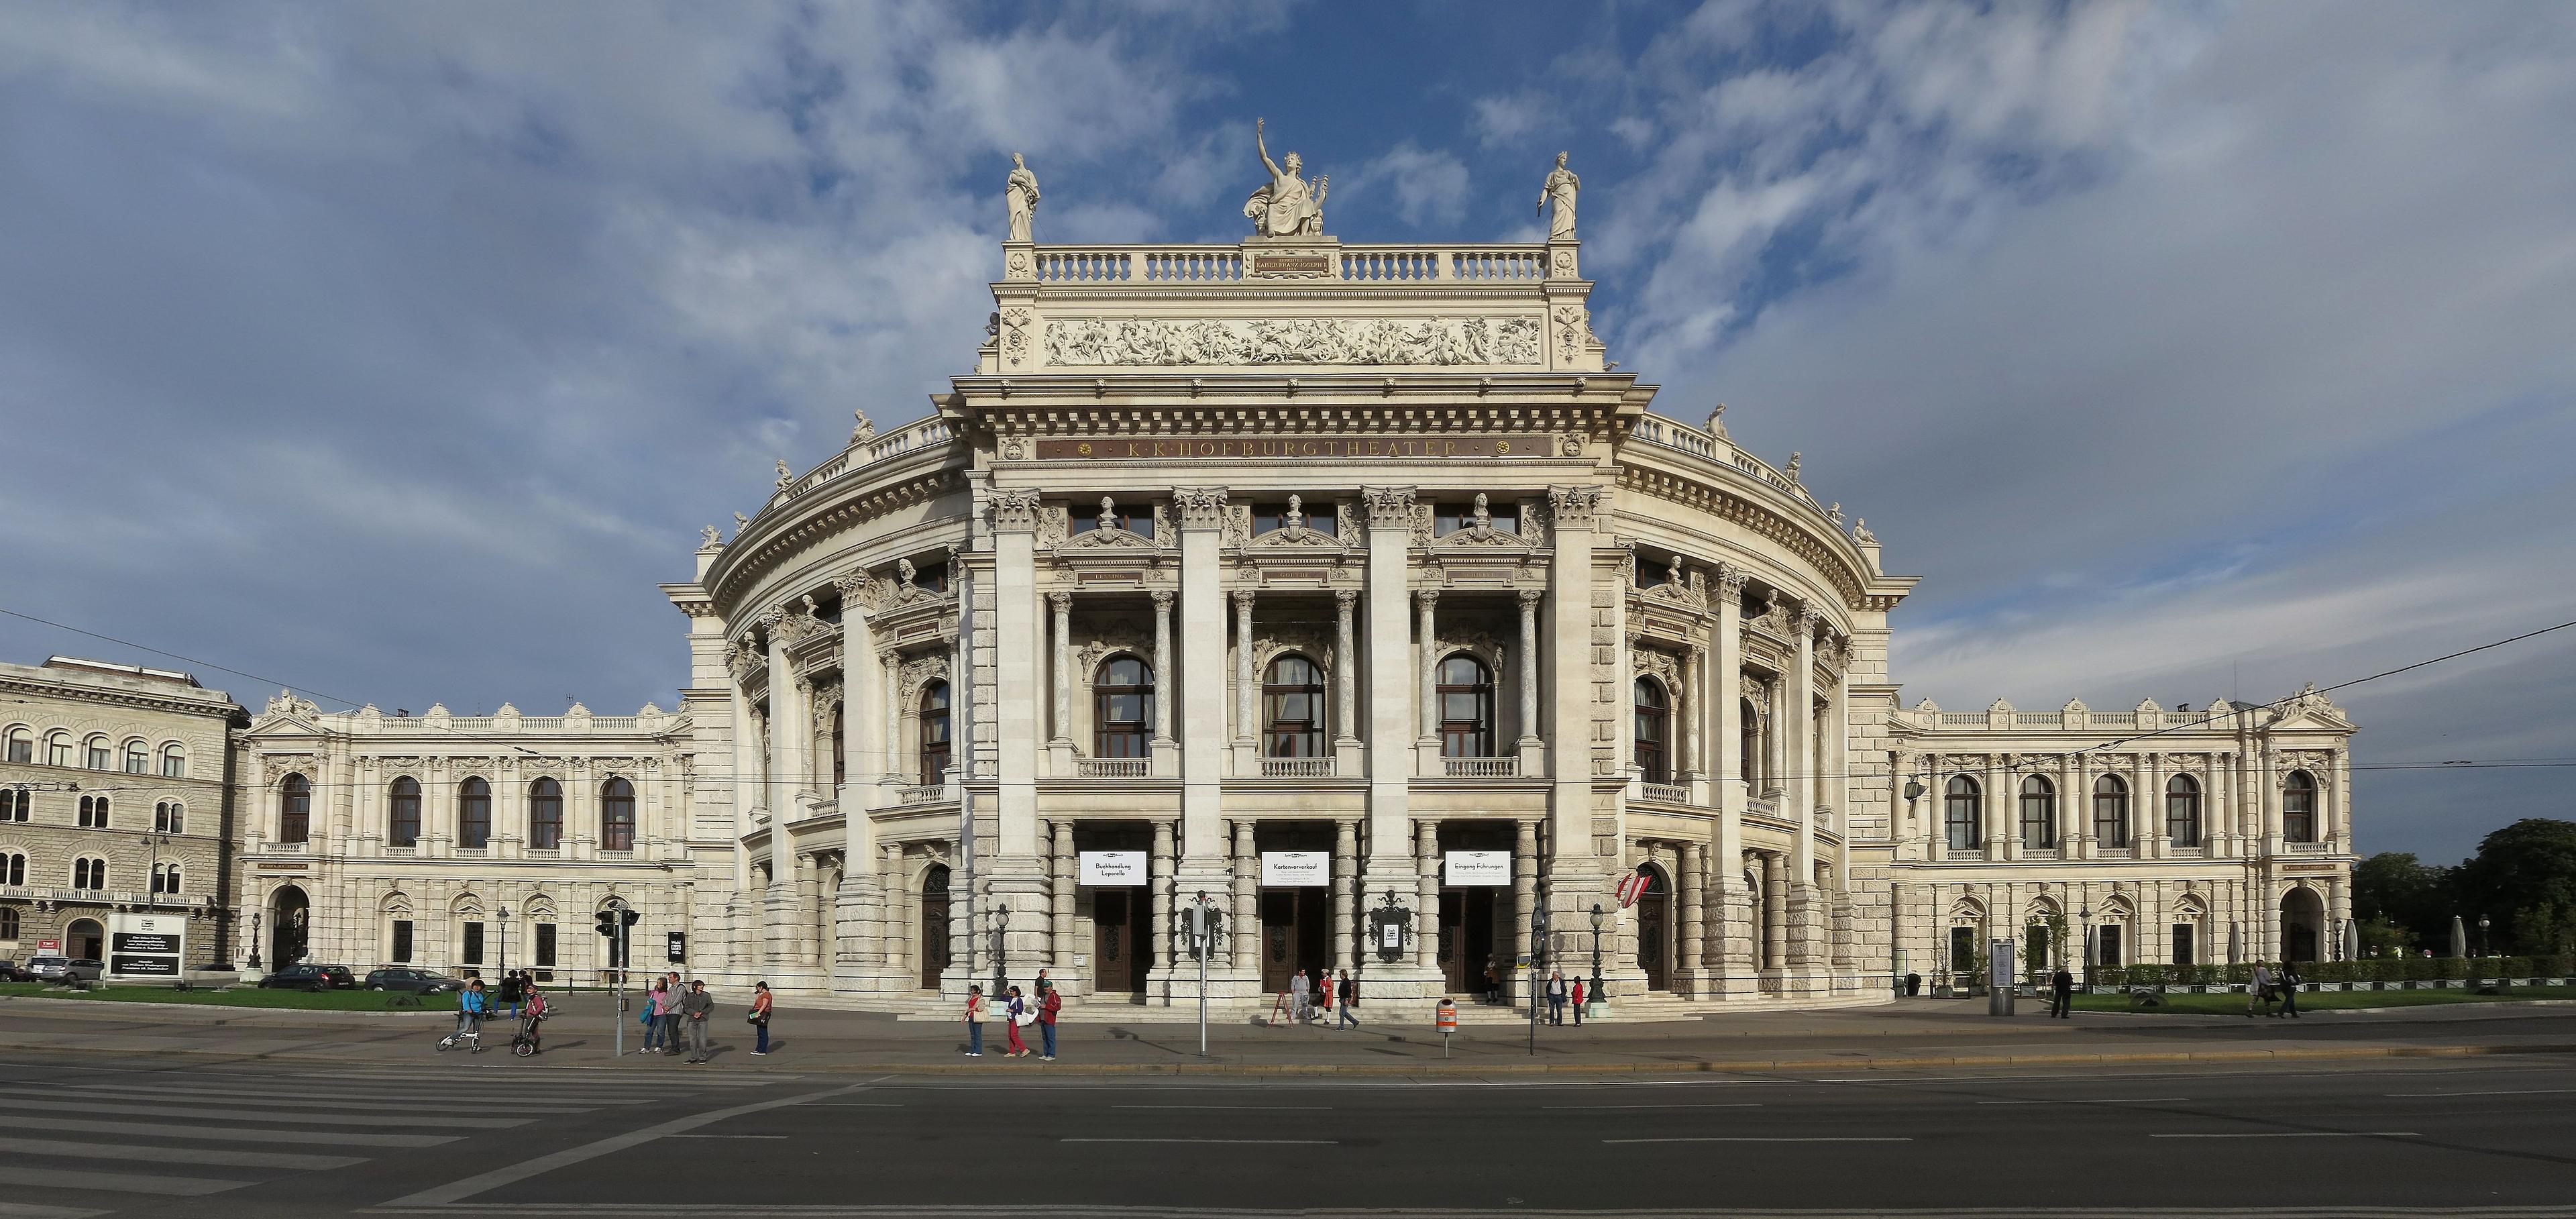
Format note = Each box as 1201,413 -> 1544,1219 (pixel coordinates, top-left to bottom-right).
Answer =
3,1 -> 2571,862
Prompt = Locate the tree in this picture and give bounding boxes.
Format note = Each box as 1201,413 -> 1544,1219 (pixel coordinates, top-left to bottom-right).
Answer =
2352,851 -> 2453,951
2451,819 -> 2576,955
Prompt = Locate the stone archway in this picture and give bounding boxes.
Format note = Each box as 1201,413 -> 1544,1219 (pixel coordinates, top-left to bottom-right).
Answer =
2280,886 -> 2326,963
268,885 -> 311,967
65,917 -> 104,961
1633,863 -> 1674,992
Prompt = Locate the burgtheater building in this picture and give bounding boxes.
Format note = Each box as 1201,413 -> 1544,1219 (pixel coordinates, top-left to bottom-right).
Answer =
219,144 -> 2359,1010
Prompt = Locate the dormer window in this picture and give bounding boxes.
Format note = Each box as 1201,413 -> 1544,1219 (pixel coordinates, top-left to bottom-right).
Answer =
1252,496 -> 1336,538
1069,496 -> 1153,539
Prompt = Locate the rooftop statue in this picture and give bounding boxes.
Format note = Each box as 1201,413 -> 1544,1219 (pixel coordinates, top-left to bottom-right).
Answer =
1004,152 -> 1040,243
1538,151 -> 1580,240
1245,117 -> 1327,238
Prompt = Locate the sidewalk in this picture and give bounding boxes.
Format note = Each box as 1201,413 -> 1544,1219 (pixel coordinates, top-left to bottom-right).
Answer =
8,992 -> 2574,1074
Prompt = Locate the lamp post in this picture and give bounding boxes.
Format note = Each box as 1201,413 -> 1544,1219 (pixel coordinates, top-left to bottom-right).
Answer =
497,906 -> 512,988
1588,903 -> 1606,1016
248,909 -> 263,971
991,901 -> 1012,998
1527,894 -> 1548,1056
2078,902 -> 2094,992
2479,914 -> 2490,959
1183,890 -> 1223,1057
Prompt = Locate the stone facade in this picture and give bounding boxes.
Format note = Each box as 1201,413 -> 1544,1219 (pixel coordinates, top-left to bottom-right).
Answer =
0,658 -> 241,968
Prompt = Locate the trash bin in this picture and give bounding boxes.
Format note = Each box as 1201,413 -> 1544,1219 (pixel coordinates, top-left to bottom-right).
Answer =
1904,972 -> 1922,997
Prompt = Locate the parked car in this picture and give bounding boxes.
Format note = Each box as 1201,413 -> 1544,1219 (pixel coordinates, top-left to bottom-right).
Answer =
26,957 -> 103,984
364,967 -> 462,994
0,959 -> 28,982
257,963 -> 358,991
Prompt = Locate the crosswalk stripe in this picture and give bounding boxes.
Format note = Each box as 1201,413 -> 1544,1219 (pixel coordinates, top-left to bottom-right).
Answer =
0,1163 -> 250,1197
0,1096 -> 522,1129
0,1114 -> 458,1149
0,1202 -> 108,1219
0,1136 -> 367,1171
53,1085 -> 602,1114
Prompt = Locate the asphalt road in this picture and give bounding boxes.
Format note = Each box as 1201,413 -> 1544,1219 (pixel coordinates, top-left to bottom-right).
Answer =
9,1047 -> 2576,1217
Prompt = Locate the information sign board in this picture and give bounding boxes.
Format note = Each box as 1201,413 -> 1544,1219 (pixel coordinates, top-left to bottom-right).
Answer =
1078,851 -> 1147,885
1442,850 -> 1511,886
1260,851 -> 1329,886
106,912 -> 186,979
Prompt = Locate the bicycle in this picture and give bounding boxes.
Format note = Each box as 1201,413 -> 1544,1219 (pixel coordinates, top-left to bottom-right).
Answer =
437,1012 -> 486,1053
508,1010 -> 545,1057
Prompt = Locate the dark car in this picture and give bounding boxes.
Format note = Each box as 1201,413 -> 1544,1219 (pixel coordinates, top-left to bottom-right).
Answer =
258,963 -> 358,991
0,959 -> 28,982
364,967 -> 462,994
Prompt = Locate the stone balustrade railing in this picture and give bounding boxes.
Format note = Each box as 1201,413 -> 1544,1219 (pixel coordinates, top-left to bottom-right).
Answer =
1443,757 -> 1519,778
1258,757 -> 1337,778
1625,413 -> 1823,511
1075,757 -> 1151,779
1025,243 -> 1549,285
776,416 -> 957,507
1895,705 -> 2234,732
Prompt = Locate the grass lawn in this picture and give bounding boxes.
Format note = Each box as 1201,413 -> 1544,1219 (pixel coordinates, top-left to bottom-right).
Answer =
2070,985 -> 2576,1014
0,982 -> 458,1012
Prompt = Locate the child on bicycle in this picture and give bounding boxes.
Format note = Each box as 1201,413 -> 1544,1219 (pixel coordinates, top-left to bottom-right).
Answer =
454,978 -> 489,1048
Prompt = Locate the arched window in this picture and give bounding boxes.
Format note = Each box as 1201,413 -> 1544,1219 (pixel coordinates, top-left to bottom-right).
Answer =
1437,655 -> 1494,757
77,795 -> 109,829
1093,658 -> 1151,759
46,732 -> 70,767
3,727 -> 28,764
1739,699 -> 1762,790
2092,775 -> 2131,847
458,778 -> 492,849
1633,678 -> 1670,785
123,741 -> 149,774
2282,770 -> 2316,843
387,778 -> 422,847
72,857 -> 105,890
528,778 -> 564,850
152,862 -> 182,895
1262,655 -> 1326,758
0,906 -> 17,939
155,800 -> 185,835
160,744 -> 186,778
2019,776 -> 2056,848
600,778 -> 636,851
918,681 -> 952,784
1944,776 -> 1982,850
1,852 -> 24,886
830,704 -> 846,788
279,774 -> 311,844
84,736 -> 110,770
2165,774 -> 2202,847
0,788 -> 27,822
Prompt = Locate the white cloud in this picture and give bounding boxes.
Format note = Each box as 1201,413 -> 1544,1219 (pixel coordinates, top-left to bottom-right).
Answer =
1350,140 -> 1471,227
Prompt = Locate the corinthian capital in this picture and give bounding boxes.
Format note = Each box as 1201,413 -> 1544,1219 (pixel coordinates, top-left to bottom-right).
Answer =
989,488 -> 1044,533
1171,487 -> 1230,530
1360,486 -> 1416,530
1713,562 -> 1748,598
1546,484 -> 1603,528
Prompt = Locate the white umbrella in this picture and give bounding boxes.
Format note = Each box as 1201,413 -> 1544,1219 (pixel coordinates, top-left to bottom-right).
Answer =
2451,916 -> 2469,959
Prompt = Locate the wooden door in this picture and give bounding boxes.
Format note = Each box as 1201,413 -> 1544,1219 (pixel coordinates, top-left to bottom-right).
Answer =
920,865 -> 951,990
1093,888 -> 1145,995
1636,872 -> 1670,991
1260,890 -> 1298,994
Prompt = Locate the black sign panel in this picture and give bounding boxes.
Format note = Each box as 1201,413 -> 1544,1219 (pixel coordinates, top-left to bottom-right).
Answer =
113,933 -> 180,955
111,954 -> 178,976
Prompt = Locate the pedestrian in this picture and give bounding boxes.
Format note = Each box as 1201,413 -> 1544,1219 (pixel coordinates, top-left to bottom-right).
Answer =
1317,968 -> 1334,1018
1004,985 -> 1031,1058
657,976 -> 684,1052
1546,969 -> 1568,1025
1336,969 -> 1359,1030
641,978 -> 668,1053
2248,962 -> 2273,1017
2277,961 -> 2303,1018
749,981 -> 773,1055
1038,977 -> 1061,1061
680,979 -> 714,1065
963,984 -> 986,1057
1570,977 -> 1586,1025
1289,969 -> 1311,1024
2049,963 -> 2074,1018
498,970 -> 523,1020
1483,961 -> 1501,1006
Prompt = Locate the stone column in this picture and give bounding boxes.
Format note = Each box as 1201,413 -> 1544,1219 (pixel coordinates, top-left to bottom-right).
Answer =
1515,588 -> 1542,759
1049,592 -> 1073,749
1415,820 -> 1441,973
1334,820 -> 1358,972
1152,818 -> 1177,975
1762,851 -> 1788,977
1051,820 -> 1075,981
1786,606 -> 1822,983
1415,590 -> 1440,745
879,648 -> 903,789
802,851 -> 825,965
1363,486 -> 1432,993
989,488 -> 1042,861
1545,485 -> 1609,920
1334,589 -> 1362,774
2142,751 -> 2165,858
1711,566 -> 1752,994
879,842 -> 901,973
765,624 -> 796,816
1984,753 -> 2008,861
1513,818 -> 1539,981
1232,590 -> 1258,778
1151,591 -> 1175,745
1231,821 -> 1258,972
1682,645 -> 1705,779
1174,488 -> 1230,867
1677,840 -> 1705,994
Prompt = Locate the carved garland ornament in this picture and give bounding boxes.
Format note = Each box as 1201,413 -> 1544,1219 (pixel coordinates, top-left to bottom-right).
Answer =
1042,315 -> 1542,368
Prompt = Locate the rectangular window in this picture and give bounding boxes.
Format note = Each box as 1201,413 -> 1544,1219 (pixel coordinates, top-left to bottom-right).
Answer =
123,745 -> 148,774
86,744 -> 109,770
1434,502 -> 1516,537
462,922 -> 485,966
47,740 -> 70,767
2025,924 -> 2051,974
535,923 -> 557,967
4,736 -> 28,763
161,753 -> 185,778
1068,507 -> 1152,539
391,920 -> 413,964
1949,926 -> 1976,974
2098,924 -> 2125,968
1250,501 -> 1336,537
2171,923 -> 2196,967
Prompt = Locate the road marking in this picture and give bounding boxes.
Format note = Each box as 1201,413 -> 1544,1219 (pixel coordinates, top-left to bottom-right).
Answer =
1066,1128 -> 1350,1138
811,1102 -> 905,1108
2387,1088 -> 2576,1098
50,1085 -> 597,1114
1111,1105 -> 1334,1111
0,1164 -> 249,1196
2150,1132 -> 2420,1138
0,1201 -> 107,1219
380,1076 -> 894,1207
0,1135 -> 366,1171
0,1113 -> 457,1148
663,1134 -> 788,1139
1544,1103 -> 1764,1109
0,1095 -> 515,1128
1604,1136 -> 1911,1144
1979,1098 -> 2192,1105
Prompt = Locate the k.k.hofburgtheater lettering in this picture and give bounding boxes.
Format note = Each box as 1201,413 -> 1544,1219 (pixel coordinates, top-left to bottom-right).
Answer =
1034,435 -> 1548,461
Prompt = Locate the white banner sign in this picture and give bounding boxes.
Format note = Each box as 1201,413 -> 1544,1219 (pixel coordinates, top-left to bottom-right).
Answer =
1078,851 -> 1147,886
107,912 -> 186,979
1261,851 -> 1330,886
1443,850 -> 1511,886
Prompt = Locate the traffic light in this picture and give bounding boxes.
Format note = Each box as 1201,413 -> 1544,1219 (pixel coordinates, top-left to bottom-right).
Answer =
596,910 -> 616,937
622,909 -> 641,928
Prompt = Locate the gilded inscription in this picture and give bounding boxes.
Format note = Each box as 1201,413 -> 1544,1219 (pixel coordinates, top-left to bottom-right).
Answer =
1036,435 -> 1542,461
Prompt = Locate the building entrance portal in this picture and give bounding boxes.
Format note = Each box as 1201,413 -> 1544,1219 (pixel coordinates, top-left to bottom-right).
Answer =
1259,888 -> 1329,996
1091,886 -> 1149,997
920,865 -> 952,990
66,918 -> 104,962
268,885 -> 310,967
1438,888 -> 1496,996
1635,865 -> 1671,992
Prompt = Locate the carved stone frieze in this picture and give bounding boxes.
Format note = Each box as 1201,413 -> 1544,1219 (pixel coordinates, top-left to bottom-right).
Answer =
1042,315 -> 1543,368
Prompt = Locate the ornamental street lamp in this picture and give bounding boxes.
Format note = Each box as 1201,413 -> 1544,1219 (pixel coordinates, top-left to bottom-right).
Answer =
1588,903 -> 1607,1016
248,909 -> 264,971
2078,902 -> 2095,990
2479,914 -> 2491,959
1527,894 -> 1549,1055
498,906 -> 512,986
991,901 -> 1012,998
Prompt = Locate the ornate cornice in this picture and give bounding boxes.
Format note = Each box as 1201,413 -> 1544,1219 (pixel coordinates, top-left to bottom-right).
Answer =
1615,466 -> 1866,611
706,467 -> 965,608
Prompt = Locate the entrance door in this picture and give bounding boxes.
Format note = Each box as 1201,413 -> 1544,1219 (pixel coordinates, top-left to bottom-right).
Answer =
66,918 -> 103,961
1635,868 -> 1670,992
1437,888 -> 1496,994
1092,888 -> 1147,996
268,886 -> 310,966
1259,890 -> 1329,995
919,865 -> 951,989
